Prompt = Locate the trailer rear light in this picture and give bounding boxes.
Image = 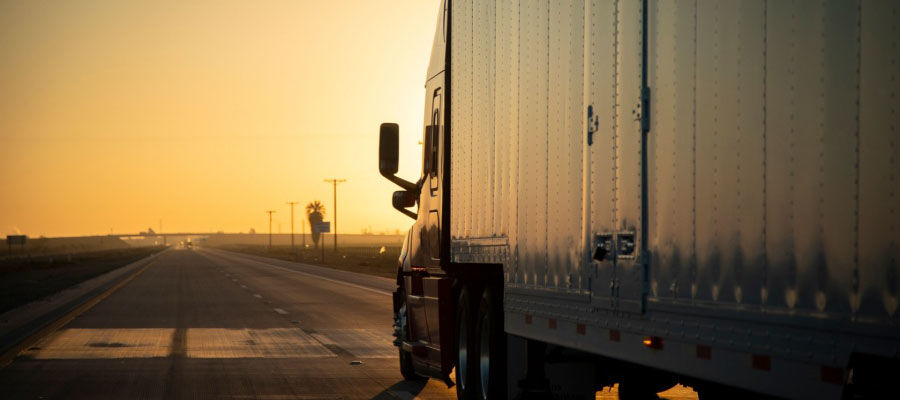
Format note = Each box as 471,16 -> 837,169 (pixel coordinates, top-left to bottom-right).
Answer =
696,345 -> 711,360
609,329 -> 621,342
642,336 -> 664,350
525,314 -> 532,325
548,318 -> 557,330
576,323 -> 586,335
752,354 -> 771,371
820,366 -> 844,384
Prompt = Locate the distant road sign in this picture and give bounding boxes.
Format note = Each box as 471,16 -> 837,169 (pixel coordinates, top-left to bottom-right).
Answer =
6,235 -> 26,245
314,222 -> 331,233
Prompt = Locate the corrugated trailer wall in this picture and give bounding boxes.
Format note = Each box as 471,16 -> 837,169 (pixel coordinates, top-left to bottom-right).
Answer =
647,0 -> 899,325
859,0 -> 899,324
587,0 -> 622,307
451,0 -> 590,294
548,0 -> 586,291
452,0 -> 897,324
449,1 -> 896,396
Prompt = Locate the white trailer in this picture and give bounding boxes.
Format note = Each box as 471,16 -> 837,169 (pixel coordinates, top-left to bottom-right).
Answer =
380,1 -> 899,399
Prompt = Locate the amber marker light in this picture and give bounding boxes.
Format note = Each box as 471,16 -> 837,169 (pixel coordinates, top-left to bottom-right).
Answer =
642,336 -> 664,350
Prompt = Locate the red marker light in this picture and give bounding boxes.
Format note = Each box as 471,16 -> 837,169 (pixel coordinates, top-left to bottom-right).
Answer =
642,336 -> 664,350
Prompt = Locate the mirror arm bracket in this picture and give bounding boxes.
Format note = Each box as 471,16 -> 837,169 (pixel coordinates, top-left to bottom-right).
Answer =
394,204 -> 417,219
382,173 -> 418,192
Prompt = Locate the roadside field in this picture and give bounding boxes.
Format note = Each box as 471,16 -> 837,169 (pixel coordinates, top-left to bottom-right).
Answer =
0,246 -> 165,314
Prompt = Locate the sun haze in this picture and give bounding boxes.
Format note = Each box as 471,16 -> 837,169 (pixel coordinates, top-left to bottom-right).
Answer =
0,0 -> 438,237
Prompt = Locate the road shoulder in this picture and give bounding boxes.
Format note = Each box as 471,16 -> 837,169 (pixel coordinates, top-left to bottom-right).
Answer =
0,249 -> 167,367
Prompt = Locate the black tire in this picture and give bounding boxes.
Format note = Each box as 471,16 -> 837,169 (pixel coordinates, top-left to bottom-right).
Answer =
618,381 -> 661,400
397,287 -> 423,381
619,367 -> 677,400
696,383 -> 758,400
456,286 -> 477,400
474,286 -> 506,400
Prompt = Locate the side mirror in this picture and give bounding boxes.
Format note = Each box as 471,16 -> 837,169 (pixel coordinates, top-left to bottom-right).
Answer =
379,123 -> 417,191
392,190 -> 417,219
379,123 -> 399,176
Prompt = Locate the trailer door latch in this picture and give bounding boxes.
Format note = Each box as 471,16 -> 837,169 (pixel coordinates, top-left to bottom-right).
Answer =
616,233 -> 636,256
593,234 -> 614,261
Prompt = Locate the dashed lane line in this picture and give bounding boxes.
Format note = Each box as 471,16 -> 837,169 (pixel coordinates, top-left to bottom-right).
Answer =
208,251 -> 391,297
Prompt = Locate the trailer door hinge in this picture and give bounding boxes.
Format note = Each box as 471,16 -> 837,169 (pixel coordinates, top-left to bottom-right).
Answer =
639,86 -> 650,134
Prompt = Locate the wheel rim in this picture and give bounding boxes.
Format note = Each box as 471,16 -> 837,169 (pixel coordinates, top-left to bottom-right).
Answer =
479,310 -> 491,399
458,310 -> 468,391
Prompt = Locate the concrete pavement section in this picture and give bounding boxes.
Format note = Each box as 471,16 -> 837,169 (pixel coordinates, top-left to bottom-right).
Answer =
0,247 -> 454,399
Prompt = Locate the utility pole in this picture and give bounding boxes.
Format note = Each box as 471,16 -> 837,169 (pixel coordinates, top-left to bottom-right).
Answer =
301,218 -> 306,247
265,210 -> 276,251
324,178 -> 346,252
286,201 -> 298,253
160,218 -> 166,246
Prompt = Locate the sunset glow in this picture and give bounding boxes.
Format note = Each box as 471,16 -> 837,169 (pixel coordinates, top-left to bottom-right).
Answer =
0,0 -> 439,237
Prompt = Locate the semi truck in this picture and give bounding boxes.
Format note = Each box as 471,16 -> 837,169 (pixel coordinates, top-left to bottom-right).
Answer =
378,1 -> 899,399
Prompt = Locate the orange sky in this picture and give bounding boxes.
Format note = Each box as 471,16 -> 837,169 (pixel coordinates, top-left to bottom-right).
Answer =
0,0 -> 439,237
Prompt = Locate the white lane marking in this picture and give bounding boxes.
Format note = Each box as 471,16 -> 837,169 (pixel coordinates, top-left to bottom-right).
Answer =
273,308 -> 288,315
231,278 -> 237,282
211,252 -> 391,297
240,285 -> 248,289
253,294 -> 263,299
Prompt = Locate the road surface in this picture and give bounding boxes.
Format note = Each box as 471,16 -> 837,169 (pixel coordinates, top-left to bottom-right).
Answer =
0,248 -> 455,399
0,247 -> 698,399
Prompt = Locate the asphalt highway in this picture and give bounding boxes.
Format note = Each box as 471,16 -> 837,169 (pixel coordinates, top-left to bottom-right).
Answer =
0,247 -> 455,399
0,247 -> 699,400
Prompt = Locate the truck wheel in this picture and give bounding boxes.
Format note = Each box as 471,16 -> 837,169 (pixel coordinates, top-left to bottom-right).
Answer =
397,288 -> 422,381
475,286 -> 506,400
456,286 -> 477,400
618,383 -> 660,400
619,367 -> 677,400
696,383 -> 757,400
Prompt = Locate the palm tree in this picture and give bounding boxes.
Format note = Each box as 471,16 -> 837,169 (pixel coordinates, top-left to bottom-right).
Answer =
306,201 -> 326,249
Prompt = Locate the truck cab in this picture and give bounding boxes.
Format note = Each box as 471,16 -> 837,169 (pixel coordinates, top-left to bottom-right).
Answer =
378,0 -> 454,385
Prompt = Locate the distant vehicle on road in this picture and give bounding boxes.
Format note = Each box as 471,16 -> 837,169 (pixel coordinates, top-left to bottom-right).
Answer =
379,1 -> 899,399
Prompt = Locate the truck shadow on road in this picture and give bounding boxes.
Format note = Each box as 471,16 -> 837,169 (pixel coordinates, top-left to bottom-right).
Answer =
370,380 -> 428,400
